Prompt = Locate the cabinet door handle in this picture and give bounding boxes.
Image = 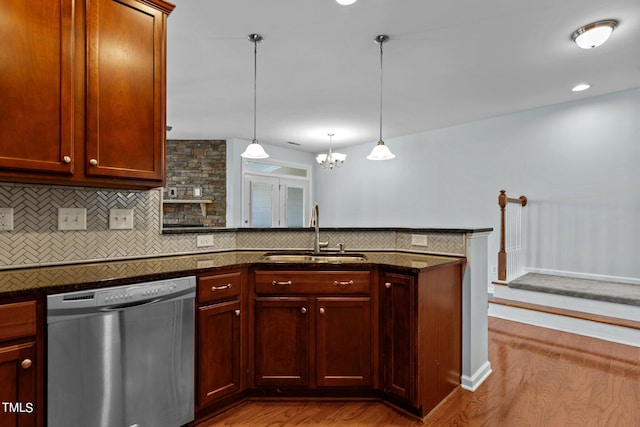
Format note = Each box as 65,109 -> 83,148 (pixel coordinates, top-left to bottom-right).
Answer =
62,155 -> 71,164
385,282 -> 392,289
21,359 -> 32,369
234,309 -> 240,317
301,307 -> 307,314
334,280 -> 353,286
319,307 -> 325,314
89,158 -> 98,166
272,280 -> 292,286
211,283 -> 232,291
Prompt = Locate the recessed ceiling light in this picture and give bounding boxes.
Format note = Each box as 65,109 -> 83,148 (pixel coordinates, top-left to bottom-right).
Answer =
336,0 -> 357,5
571,20 -> 618,49
572,83 -> 591,92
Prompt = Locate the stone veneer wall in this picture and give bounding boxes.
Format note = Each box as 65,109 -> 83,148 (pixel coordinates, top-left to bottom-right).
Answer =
0,182 -> 468,269
163,140 -> 226,227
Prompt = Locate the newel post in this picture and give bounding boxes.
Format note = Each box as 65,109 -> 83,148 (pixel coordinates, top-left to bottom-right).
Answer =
497,190 -> 507,281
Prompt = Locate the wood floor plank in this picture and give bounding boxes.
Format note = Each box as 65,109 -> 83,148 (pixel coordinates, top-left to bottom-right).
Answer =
197,318 -> 640,426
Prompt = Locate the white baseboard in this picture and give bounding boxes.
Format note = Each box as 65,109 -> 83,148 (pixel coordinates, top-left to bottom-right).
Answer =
460,361 -> 492,392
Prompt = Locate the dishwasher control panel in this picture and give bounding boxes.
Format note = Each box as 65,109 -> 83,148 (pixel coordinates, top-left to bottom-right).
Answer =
97,281 -> 180,305
47,276 -> 196,312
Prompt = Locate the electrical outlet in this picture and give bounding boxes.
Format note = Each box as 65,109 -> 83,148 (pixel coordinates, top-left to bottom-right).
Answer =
168,187 -> 178,198
193,187 -> 202,197
411,234 -> 429,247
58,208 -> 87,231
109,209 -> 134,230
196,234 -> 214,247
0,208 -> 14,231
491,265 -> 498,274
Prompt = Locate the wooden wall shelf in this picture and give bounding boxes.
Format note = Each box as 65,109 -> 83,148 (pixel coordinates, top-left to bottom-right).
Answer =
163,199 -> 213,216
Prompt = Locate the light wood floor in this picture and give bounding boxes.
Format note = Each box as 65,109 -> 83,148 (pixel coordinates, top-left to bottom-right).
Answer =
197,317 -> 640,426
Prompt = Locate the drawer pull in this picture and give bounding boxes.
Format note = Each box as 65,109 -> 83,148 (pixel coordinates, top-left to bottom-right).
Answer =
21,359 -> 32,369
272,280 -> 292,286
89,158 -> 98,166
334,280 -> 353,286
211,283 -> 232,291
385,282 -> 392,289
301,307 -> 307,314
319,307 -> 325,314
62,155 -> 71,164
234,309 -> 240,317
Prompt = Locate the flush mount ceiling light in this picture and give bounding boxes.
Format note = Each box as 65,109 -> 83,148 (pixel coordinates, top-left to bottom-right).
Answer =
241,34 -> 269,159
336,0 -> 357,5
571,20 -> 618,49
367,35 -> 395,161
316,133 -> 346,169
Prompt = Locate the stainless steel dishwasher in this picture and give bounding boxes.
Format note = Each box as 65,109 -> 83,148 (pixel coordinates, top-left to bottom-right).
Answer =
47,276 -> 196,427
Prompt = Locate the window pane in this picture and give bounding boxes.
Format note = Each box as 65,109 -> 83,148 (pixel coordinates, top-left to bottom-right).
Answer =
251,182 -> 273,227
246,161 -> 307,177
286,187 -> 304,227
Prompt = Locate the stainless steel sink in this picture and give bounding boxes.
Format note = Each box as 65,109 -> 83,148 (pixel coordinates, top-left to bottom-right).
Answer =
261,252 -> 367,263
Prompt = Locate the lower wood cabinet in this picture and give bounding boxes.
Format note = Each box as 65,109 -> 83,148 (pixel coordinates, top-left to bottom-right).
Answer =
254,297 -> 309,387
381,261 -> 463,417
253,270 -> 373,390
0,299 -> 43,427
316,297 -> 371,387
193,261 -> 463,422
198,299 -> 241,405
196,270 -> 245,412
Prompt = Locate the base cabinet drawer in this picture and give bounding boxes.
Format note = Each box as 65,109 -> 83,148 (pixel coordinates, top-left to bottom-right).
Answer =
254,271 -> 371,295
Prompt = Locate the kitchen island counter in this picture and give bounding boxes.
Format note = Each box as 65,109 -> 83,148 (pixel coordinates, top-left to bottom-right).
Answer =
0,251 -> 462,297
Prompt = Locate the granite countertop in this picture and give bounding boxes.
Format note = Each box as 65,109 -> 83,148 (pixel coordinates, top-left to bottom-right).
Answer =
0,251 -> 463,297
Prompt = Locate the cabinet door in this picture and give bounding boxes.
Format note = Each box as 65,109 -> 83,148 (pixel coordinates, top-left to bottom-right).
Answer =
382,272 -> 415,402
0,0 -> 75,175
316,297 -> 371,387
85,0 -> 166,182
198,300 -> 241,407
255,297 -> 309,387
0,342 -> 37,427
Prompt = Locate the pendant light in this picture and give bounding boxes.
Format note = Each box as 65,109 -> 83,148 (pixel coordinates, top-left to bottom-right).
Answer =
367,34 -> 395,161
241,34 -> 269,159
316,133 -> 346,169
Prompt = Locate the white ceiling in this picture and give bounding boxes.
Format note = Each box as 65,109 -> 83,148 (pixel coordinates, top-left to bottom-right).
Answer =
166,0 -> 640,152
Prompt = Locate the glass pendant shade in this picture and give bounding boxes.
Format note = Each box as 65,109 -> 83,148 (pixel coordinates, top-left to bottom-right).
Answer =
241,140 -> 269,159
572,20 -> 617,49
367,141 -> 395,160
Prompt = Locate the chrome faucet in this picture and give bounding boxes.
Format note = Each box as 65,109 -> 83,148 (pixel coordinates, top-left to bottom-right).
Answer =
310,202 -> 328,254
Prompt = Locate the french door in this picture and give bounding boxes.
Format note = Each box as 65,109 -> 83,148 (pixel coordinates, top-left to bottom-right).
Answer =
243,175 -> 309,227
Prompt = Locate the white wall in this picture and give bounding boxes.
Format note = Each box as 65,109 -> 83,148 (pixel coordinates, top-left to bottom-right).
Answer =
226,138 -> 316,227
314,88 -> 640,281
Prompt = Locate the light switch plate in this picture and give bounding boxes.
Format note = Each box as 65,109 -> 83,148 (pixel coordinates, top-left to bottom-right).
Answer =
109,209 -> 134,230
0,208 -> 14,231
411,234 -> 429,247
58,208 -> 87,231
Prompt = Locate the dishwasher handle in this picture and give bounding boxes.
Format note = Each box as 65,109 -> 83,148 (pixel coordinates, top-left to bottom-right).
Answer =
100,298 -> 162,311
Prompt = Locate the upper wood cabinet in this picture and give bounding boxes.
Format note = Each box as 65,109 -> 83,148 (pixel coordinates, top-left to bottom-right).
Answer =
0,0 -> 75,176
0,0 -> 174,189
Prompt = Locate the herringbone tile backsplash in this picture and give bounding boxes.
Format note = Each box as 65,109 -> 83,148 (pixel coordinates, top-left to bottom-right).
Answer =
0,183 -> 469,269
0,183 -> 230,269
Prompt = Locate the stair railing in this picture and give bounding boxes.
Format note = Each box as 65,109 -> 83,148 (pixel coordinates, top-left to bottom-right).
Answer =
498,190 -> 527,282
